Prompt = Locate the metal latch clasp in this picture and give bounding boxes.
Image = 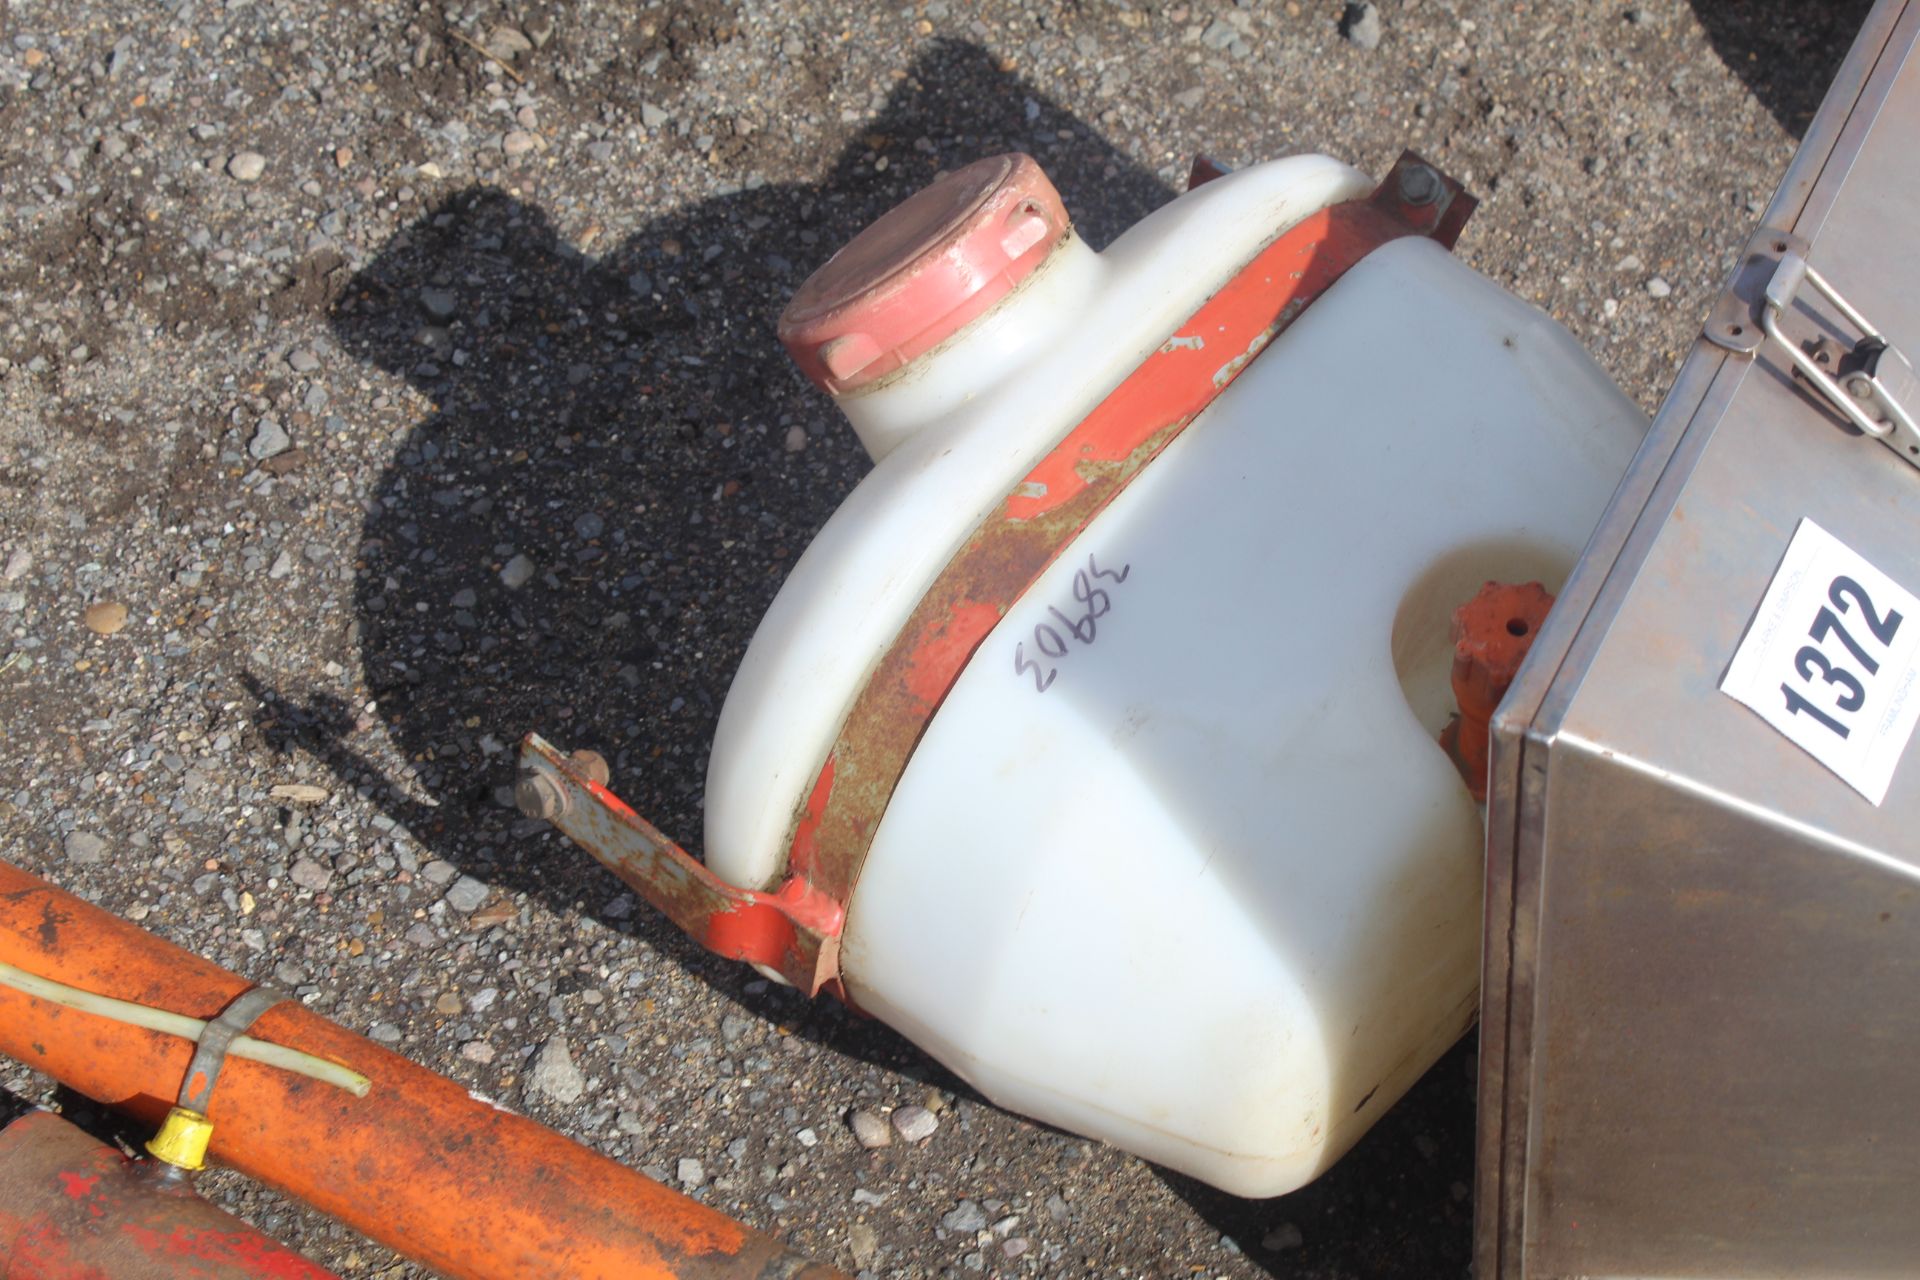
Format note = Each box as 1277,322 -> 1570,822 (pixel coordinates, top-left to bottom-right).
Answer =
1760,251 -> 1920,470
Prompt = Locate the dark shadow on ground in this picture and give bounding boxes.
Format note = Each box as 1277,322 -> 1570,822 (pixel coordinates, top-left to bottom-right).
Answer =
1688,0 -> 1878,137
0,1084 -> 37,1131
0,1085 -> 150,1153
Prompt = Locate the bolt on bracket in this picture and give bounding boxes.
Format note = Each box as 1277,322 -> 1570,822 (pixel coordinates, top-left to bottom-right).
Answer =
1703,225 -> 1811,356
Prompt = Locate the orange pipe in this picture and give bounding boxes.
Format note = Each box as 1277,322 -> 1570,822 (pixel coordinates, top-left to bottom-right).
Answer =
0,860 -> 845,1280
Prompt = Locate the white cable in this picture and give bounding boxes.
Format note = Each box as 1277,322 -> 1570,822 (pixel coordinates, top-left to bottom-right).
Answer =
0,960 -> 371,1098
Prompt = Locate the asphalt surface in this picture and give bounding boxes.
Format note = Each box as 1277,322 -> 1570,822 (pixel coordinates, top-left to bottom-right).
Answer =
0,0 -> 1878,1276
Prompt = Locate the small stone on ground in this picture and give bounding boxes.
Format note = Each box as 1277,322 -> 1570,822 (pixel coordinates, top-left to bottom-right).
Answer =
64,832 -> 108,864
418,288 -> 458,321
500,554 -> 536,589
1340,2 -> 1383,49
891,1105 -> 938,1143
1263,1223 -> 1305,1251
528,1035 -> 586,1104
942,1199 -> 988,1233
444,875 -> 489,912
849,1107 -> 892,1149
249,417 -> 291,459
289,857 -> 331,890
81,602 -> 128,635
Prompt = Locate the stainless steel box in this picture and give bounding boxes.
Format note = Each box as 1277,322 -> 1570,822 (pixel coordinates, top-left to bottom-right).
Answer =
1476,2 -> 1920,1275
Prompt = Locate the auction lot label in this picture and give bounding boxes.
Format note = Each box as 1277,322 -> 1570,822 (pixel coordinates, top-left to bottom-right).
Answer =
1722,519 -> 1920,805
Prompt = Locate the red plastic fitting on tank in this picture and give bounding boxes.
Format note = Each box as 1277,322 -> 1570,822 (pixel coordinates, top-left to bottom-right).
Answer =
1442,580 -> 1556,802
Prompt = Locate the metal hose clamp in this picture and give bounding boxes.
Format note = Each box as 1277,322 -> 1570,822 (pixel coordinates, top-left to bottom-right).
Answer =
147,986 -> 288,1171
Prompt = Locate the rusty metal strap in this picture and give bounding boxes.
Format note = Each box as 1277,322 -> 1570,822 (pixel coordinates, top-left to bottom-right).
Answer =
781,152 -> 1478,928
517,734 -> 848,997
179,986 -> 287,1113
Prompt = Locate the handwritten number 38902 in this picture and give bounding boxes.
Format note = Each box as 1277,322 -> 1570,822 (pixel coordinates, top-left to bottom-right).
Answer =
1781,575 -> 1905,739
1014,554 -> 1131,693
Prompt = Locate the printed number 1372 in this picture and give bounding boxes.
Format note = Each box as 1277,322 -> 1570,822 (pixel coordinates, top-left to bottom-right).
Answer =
1781,575 -> 1905,738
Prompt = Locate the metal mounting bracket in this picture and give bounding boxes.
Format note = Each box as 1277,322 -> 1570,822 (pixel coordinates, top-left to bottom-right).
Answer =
1703,225 -> 1811,355
514,734 -> 846,995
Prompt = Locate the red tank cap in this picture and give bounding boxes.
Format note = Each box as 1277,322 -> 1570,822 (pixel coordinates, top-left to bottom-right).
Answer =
778,153 -> 1070,396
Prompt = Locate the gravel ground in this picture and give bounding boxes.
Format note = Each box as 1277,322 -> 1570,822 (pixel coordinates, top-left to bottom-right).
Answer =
0,0 -> 1875,1276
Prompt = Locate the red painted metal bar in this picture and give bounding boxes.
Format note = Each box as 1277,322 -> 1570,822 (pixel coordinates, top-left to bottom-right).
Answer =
0,859 -> 847,1280
0,1110 -> 340,1279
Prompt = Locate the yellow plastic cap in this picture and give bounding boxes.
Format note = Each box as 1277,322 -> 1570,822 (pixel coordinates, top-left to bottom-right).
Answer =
146,1106 -> 213,1171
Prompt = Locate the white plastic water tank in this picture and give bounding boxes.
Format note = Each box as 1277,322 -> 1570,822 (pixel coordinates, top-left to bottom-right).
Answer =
702,153 -> 1647,1196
